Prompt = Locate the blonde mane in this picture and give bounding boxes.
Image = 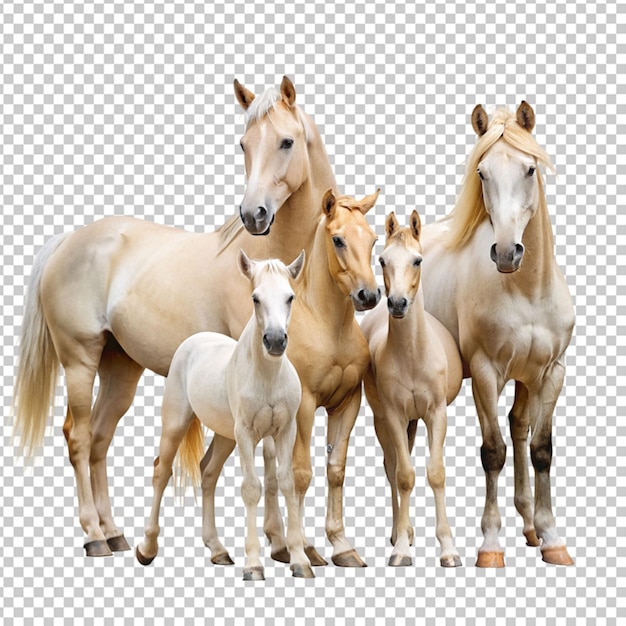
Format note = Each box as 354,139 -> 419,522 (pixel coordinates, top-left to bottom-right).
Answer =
447,107 -> 556,250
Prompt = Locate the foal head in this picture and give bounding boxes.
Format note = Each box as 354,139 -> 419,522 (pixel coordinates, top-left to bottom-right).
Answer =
379,211 -> 423,319
321,189 -> 381,312
238,249 -> 305,358
235,76 -> 314,236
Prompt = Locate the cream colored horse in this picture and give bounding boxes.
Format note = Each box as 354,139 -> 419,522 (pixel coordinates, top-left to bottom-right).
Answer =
361,211 -> 462,568
136,251 -> 313,580
178,190 -> 381,568
13,77 -> 337,556
420,102 -> 575,567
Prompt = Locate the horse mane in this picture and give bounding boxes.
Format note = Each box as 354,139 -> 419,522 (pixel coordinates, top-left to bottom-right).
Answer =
447,107 -> 556,250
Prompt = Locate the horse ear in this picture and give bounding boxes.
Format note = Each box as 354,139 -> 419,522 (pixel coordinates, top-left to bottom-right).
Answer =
237,249 -> 254,280
385,212 -> 399,240
358,188 -> 380,215
471,104 -> 489,137
409,210 -> 421,240
287,250 -> 306,282
280,76 -> 296,108
234,79 -> 256,111
516,101 -> 535,133
322,189 -> 336,219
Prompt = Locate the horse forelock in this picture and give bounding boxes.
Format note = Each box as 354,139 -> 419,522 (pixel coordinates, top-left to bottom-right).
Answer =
447,106 -> 555,250
385,226 -> 418,250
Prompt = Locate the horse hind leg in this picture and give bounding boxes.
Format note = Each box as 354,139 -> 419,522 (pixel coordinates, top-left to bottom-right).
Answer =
90,339 -> 145,552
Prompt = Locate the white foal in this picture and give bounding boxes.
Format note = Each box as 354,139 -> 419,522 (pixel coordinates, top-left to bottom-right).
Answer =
136,249 -> 313,580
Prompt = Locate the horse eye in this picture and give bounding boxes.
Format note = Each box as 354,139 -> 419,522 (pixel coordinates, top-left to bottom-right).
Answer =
413,258 -> 422,267
240,142 -> 245,153
280,138 -> 294,150
527,166 -> 535,177
333,236 -> 345,249
477,170 -> 485,181
287,295 -> 295,305
379,258 -> 386,268
252,295 -> 259,305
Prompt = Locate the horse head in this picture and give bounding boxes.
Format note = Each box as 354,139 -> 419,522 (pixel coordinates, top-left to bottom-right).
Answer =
234,76 -> 313,236
321,189 -> 381,312
379,210 -> 423,318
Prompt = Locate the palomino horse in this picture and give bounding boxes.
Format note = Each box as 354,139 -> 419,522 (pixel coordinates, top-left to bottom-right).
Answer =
361,211 -> 462,568
178,190 -> 381,568
13,77 -> 338,557
136,251 -> 313,580
420,102 -> 575,567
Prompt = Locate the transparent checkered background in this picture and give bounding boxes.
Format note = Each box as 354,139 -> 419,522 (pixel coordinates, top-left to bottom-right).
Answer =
1,1 -> 623,624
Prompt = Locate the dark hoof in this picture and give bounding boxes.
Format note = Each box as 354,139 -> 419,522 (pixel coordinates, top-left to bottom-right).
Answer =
84,540 -> 113,557
388,553 -> 412,567
271,547 -> 291,564
135,546 -> 156,566
305,545 -> 328,567
332,549 -> 367,568
441,554 -> 462,568
291,563 -> 315,579
107,535 -> 131,552
243,566 -> 265,581
211,552 -> 235,566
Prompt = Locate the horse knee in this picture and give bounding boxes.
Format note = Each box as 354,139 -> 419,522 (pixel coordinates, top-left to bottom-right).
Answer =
530,438 -> 552,473
396,467 -> 415,494
426,462 -> 445,491
327,462 -> 345,488
293,467 -> 312,495
241,475 -> 262,505
480,440 -> 506,473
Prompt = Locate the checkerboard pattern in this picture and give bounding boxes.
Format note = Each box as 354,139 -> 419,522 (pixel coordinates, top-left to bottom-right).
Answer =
2,1 -> 623,624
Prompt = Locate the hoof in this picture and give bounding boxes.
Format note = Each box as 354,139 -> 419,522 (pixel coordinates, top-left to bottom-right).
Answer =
541,545 -> 574,566
524,529 -> 541,547
135,546 -> 156,566
388,553 -> 412,567
107,535 -> 131,552
332,549 -> 367,568
243,566 -> 265,581
84,540 -> 113,557
441,554 -> 462,568
305,546 -> 328,567
475,551 -> 505,568
291,563 -> 315,579
211,552 -> 235,566
271,547 -> 291,564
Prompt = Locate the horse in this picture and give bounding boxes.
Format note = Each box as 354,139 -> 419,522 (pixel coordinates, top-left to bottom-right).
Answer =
136,250 -> 313,580
12,76 -> 338,557
361,211 -> 463,568
420,102 -> 575,567
178,189 -> 381,568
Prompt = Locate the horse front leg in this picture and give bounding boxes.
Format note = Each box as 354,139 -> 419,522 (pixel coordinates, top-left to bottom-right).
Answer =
508,381 -> 540,547
529,362 -> 574,565
326,390 -> 367,567
471,355 -> 507,568
262,437 -> 289,563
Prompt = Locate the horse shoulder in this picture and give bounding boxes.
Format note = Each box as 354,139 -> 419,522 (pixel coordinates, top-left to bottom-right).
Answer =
425,312 -> 464,404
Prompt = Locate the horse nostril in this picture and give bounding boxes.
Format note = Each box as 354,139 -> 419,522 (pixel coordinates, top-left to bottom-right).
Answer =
255,206 -> 267,222
490,243 -> 498,263
514,243 -> 525,260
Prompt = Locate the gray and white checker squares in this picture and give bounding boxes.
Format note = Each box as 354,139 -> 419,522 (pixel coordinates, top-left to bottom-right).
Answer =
1,0 -> 623,624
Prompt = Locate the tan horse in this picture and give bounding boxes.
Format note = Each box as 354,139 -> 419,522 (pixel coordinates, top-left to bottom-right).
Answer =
420,102 -> 575,567
361,211 -> 462,568
13,77 -> 337,556
179,189 -> 381,568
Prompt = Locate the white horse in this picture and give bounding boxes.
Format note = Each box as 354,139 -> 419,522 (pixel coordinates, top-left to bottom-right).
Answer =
362,211 -> 462,568
421,102 -> 575,566
136,250 -> 313,580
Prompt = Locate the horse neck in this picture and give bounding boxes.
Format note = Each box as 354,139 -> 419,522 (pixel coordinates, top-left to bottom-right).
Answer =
386,290 -> 430,359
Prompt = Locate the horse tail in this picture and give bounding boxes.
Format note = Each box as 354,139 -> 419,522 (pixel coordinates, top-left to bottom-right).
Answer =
174,416 -> 205,494
13,233 -> 69,456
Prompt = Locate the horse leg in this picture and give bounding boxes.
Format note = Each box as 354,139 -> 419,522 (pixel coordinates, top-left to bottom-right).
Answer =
90,341 -> 144,552
235,424 -> 264,581
424,405 -> 462,567
508,381 -> 540,547
471,356 -> 507,568
200,434 -> 236,565
529,362 -> 574,565
292,393 -> 328,566
262,437 -> 289,563
273,422 -> 314,578
326,390 -> 367,567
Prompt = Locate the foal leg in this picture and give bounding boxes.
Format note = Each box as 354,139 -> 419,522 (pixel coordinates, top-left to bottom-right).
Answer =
90,342 -> 144,551
326,390 -> 367,567
529,363 -> 574,565
471,355 -> 507,568
424,406 -> 461,567
262,437 -> 289,563
508,381 -> 540,547
200,434 -> 236,565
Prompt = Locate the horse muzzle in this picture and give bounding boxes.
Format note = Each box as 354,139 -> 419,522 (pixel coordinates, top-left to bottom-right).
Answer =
239,205 -> 275,236
263,330 -> 288,357
351,287 -> 381,312
490,242 -> 524,273
387,296 -> 410,319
